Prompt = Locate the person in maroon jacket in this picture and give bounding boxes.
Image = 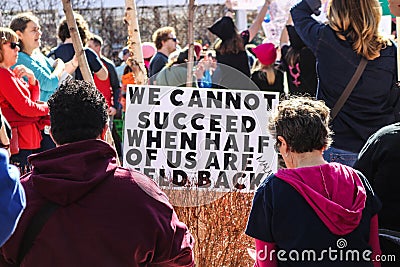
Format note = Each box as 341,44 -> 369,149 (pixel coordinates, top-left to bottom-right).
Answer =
0,27 -> 49,172
0,80 -> 195,267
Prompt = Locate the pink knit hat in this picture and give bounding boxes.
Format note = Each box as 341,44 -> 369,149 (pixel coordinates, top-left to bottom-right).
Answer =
251,43 -> 277,66
141,42 -> 156,59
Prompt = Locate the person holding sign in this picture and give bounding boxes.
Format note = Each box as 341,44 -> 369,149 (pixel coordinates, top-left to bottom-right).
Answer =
0,80 -> 194,267
291,0 -> 397,167
207,0 -> 271,89
279,15 -> 317,96
246,97 -> 381,266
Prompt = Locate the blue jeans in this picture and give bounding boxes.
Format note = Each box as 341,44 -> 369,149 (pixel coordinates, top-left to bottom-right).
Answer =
323,146 -> 358,167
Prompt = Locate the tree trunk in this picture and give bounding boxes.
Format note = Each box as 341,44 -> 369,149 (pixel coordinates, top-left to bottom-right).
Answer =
62,0 -> 119,166
397,17 -> 400,79
186,0 -> 196,87
61,0 -> 94,84
124,0 -> 147,85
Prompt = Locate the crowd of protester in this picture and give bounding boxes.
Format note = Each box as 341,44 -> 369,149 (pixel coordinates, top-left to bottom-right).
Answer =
1,0 -> 400,265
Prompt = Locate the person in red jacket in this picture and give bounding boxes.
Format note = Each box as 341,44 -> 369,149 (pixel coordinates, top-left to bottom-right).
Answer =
0,27 -> 49,172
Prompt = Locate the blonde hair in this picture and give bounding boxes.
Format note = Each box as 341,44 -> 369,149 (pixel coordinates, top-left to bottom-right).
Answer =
0,27 -> 18,63
327,0 -> 390,60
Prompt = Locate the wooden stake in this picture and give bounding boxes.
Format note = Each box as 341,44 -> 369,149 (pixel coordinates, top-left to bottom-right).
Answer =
124,0 -> 148,85
397,17 -> 400,80
61,0 -> 94,84
61,0 -> 120,166
186,0 -> 196,87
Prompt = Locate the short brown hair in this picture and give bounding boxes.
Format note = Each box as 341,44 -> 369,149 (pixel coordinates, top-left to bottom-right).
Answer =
152,26 -> 175,50
58,12 -> 92,44
269,96 -> 333,153
9,12 -> 39,53
0,27 -> 18,63
89,34 -> 103,47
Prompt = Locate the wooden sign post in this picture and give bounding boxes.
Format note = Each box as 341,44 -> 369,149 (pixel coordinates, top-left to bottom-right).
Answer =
124,0 -> 147,85
61,0 -> 94,84
397,18 -> 400,80
61,0 -> 119,165
186,0 -> 196,87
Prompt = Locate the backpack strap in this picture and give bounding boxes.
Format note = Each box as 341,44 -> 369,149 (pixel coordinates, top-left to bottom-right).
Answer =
330,57 -> 368,120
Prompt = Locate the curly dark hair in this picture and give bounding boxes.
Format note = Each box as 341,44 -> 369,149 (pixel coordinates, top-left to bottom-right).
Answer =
269,96 -> 333,153
48,80 -> 108,145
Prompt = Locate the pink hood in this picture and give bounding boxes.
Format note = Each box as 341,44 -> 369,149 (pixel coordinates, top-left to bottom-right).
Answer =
275,163 -> 366,235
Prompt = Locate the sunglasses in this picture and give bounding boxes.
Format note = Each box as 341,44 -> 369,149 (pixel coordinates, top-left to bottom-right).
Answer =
7,42 -> 20,49
167,37 -> 177,42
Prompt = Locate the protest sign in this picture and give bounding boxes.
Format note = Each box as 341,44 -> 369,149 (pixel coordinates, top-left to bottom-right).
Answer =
123,85 -> 279,192
232,0 -> 264,10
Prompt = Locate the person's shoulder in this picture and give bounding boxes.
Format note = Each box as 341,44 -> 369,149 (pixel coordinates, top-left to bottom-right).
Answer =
17,52 -> 31,61
255,173 -> 278,193
114,167 -> 172,208
55,43 -> 72,52
101,56 -> 116,67
154,52 -> 168,61
380,39 -> 397,55
0,67 -> 12,76
84,47 -> 99,58
116,62 -> 126,71
365,123 -> 400,146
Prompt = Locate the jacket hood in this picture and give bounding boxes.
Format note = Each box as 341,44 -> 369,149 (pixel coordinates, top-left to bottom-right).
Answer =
28,139 -> 118,206
275,163 -> 366,235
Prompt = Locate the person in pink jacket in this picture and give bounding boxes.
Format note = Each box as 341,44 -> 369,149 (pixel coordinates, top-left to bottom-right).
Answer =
246,97 -> 381,267
0,27 -> 49,171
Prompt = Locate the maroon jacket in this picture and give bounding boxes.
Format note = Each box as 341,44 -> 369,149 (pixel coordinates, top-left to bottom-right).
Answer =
0,139 -> 194,267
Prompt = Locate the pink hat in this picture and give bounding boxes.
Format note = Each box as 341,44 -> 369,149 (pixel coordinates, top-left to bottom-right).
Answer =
142,42 -> 156,59
251,43 -> 277,66
194,42 -> 202,59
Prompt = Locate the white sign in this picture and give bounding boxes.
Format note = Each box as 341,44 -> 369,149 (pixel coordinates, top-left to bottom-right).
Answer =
232,0 -> 264,10
123,85 -> 279,192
